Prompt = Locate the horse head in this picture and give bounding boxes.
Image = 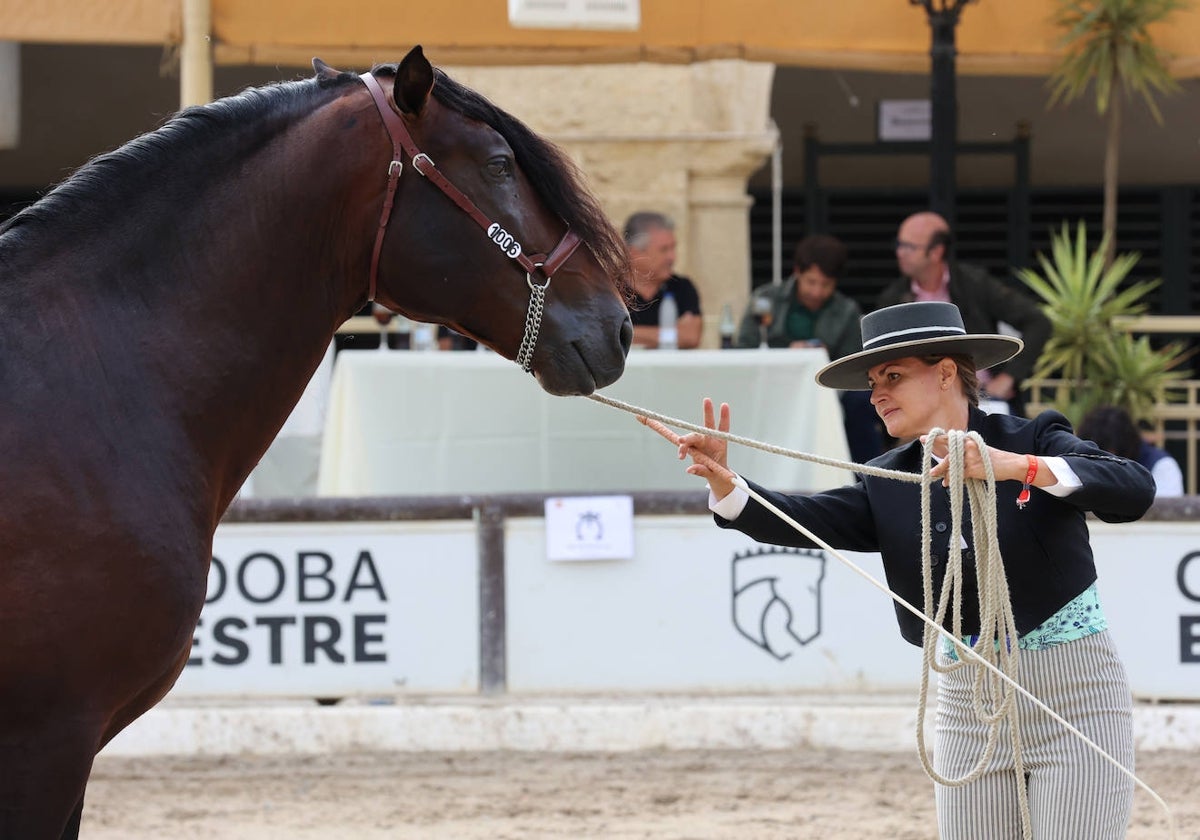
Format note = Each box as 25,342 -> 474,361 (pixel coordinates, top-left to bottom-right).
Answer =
340,47 -> 633,396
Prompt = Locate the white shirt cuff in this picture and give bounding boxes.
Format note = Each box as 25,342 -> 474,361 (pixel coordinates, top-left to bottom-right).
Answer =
709,479 -> 750,519
1039,455 -> 1081,497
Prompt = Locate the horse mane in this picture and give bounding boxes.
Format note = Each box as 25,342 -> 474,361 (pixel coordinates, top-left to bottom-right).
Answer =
373,64 -> 633,301
0,77 -> 339,245
1,63 -> 632,302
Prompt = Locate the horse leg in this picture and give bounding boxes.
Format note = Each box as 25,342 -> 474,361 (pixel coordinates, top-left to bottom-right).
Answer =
0,647 -> 192,840
58,795 -> 83,840
0,724 -> 97,840
98,645 -> 194,754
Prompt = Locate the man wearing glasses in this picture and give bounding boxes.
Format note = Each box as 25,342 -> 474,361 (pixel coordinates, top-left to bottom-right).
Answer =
876,211 -> 1051,415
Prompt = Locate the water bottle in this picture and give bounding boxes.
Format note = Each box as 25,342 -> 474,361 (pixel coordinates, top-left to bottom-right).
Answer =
719,304 -> 736,349
658,291 -> 678,350
411,322 -> 438,351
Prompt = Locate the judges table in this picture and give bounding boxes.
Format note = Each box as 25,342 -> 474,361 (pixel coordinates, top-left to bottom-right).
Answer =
318,348 -> 853,497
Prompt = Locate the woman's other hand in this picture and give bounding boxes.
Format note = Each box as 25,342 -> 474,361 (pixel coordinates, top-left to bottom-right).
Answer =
922,433 -> 1037,488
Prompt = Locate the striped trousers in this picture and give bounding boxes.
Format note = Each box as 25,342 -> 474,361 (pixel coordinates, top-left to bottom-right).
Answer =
934,630 -> 1135,840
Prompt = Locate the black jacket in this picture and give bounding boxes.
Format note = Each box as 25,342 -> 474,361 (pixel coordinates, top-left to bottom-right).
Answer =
716,408 -> 1156,645
875,262 -> 1051,384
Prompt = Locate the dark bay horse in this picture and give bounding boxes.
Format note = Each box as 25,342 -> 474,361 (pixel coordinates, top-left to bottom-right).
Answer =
0,46 -> 632,839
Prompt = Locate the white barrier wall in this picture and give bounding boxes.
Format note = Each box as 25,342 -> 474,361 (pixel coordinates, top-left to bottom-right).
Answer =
171,515 -> 1200,700
506,517 -> 1200,699
506,516 -> 922,693
1089,521 -> 1200,699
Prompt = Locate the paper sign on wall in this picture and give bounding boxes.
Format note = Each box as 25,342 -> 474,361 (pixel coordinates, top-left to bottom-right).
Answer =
544,495 -> 634,561
878,99 -> 931,142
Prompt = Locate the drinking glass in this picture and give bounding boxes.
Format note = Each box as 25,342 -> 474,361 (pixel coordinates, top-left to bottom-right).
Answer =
372,303 -> 394,351
752,296 -> 773,349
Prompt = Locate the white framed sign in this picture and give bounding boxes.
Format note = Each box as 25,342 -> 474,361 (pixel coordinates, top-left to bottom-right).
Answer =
544,495 -> 634,561
878,99 -> 931,142
508,0 -> 639,29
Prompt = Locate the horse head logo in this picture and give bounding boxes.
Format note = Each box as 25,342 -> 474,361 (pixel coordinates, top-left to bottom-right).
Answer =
731,546 -> 827,661
575,510 -> 604,541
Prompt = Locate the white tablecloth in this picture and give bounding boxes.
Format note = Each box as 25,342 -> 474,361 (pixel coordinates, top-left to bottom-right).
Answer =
317,348 -> 853,496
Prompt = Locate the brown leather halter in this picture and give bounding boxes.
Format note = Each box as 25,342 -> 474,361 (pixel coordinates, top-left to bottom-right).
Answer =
359,71 -> 583,371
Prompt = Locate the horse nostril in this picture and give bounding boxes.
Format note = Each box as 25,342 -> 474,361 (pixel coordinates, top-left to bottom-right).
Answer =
619,316 -> 633,356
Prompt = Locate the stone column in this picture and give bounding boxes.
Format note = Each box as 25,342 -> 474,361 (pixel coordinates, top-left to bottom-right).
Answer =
445,60 -> 777,348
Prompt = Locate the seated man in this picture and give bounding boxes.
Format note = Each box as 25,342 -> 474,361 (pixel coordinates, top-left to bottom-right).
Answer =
737,233 -> 884,462
623,211 -> 703,349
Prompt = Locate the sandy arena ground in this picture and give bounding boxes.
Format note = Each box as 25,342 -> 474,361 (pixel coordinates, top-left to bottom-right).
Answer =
84,748 -> 1199,839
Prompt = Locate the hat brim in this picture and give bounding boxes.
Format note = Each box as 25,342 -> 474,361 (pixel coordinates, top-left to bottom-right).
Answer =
815,334 -> 1024,390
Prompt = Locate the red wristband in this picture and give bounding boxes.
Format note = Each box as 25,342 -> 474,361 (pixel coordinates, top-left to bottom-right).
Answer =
1016,454 -> 1038,509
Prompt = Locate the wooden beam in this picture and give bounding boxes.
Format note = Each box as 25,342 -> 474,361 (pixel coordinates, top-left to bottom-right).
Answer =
180,0 -> 212,107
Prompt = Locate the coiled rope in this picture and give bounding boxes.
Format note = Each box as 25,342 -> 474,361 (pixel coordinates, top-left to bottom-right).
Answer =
587,391 -> 1176,840
915,429 -> 1029,833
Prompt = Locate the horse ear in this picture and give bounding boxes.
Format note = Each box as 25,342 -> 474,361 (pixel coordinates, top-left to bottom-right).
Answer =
394,45 -> 434,116
312,58 -> 340,80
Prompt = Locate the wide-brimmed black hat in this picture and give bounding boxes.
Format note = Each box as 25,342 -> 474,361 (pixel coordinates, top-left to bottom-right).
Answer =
816,301 -> 1023,390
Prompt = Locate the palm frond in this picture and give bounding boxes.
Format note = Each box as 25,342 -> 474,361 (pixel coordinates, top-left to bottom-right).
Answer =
1048,0 -> 1184,117
1017,220 -> 1188,424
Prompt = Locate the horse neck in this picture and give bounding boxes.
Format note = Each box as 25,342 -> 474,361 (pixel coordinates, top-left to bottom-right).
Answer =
12,86 -> 387,519
178,93 -> 389,509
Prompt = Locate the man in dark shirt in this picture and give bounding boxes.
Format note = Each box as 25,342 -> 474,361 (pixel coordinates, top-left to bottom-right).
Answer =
623,211 -> 702,349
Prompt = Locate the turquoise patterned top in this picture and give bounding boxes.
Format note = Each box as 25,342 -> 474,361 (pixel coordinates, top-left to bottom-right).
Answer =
943,583 -> 1106,660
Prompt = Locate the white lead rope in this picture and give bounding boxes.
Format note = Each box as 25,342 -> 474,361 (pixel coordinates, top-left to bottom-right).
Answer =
587,392 -> 1177,840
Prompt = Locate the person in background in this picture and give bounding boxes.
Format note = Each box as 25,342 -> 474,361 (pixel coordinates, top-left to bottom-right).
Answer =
437,326 -> 477,351
878,211 -> 1051,415
624,211 -> 702,349
736,234 -> 861,355
737,233 -> 883,461
647,300 -> 1155,840
1077,404 -> 1183,498
330,302 -> 474,351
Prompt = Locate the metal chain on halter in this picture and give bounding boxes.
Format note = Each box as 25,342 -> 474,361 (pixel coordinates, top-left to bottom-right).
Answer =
515,271 -> 550,373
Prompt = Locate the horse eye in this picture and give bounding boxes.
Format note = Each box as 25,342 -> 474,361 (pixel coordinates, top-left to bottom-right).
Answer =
486,157 -> 513,179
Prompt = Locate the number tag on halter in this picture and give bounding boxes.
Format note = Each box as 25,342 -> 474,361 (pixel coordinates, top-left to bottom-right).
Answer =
487,222 -> 523,259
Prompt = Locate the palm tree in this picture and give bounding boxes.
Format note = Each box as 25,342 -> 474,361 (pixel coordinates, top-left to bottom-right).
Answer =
1047,0 -> 1185,268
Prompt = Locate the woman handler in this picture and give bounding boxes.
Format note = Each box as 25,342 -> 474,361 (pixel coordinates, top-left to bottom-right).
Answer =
661,301 -> 1155,839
